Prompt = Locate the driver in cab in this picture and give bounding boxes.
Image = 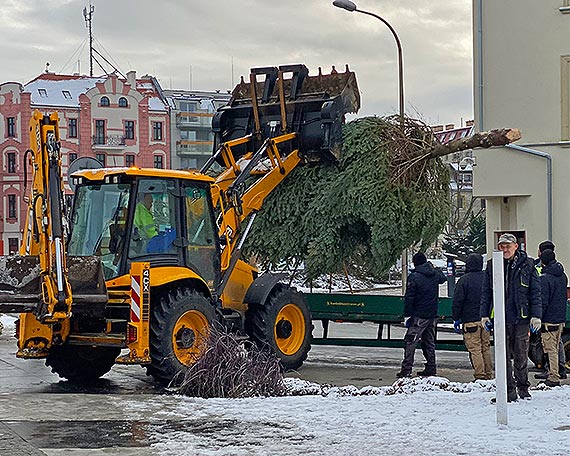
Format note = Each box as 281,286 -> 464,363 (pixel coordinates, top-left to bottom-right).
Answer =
134,193 -> 158,242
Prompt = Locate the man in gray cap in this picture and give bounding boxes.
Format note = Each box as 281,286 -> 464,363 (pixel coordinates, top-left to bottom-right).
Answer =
480,233 -> 542,401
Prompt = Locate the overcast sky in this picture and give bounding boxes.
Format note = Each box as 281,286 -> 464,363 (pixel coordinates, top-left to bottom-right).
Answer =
0,0 -> 473,126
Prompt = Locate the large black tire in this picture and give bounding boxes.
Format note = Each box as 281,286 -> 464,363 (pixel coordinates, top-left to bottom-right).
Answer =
147,288 -> 216,385
528,332 -> 547,369
245,285 -> 312,371
563,332 -> 570,370
45,345 -> 121,382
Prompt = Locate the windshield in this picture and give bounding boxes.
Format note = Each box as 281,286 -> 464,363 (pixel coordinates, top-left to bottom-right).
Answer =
68,182 -> 132,279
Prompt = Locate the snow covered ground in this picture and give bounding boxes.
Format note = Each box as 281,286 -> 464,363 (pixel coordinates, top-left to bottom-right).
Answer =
2,313 -> 569,456
148,377 -> 570,456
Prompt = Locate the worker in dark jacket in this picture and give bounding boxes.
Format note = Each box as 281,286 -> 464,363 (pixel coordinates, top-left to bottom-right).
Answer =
536,249 -> 567,387
480,233 -> 542,401
533,240 -> 567,380
452,253 -> 492,380
397,252 -> 446,378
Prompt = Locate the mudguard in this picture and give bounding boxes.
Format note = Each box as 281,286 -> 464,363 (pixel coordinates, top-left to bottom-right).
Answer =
244,272 -> 288,307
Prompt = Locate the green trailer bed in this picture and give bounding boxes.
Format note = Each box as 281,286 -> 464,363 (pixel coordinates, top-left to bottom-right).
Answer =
305,292 -> 570,353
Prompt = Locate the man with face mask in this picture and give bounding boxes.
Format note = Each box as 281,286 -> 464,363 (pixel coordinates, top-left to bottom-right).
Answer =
480,233 -> 542,401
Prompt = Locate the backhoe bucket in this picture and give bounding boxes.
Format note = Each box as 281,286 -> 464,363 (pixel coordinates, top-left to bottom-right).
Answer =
212,64 -> 360,163
0,255 -> 108,316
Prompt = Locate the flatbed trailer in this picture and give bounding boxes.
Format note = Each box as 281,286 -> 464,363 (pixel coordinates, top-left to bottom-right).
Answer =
305,292 -> 570,357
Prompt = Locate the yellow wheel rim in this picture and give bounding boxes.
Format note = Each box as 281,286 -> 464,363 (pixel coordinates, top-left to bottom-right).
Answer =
172,310 -> 209,366
274,304 -> 306,355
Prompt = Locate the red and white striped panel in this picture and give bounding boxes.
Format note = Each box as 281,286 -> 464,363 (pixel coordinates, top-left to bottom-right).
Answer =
131,275 -> 141,323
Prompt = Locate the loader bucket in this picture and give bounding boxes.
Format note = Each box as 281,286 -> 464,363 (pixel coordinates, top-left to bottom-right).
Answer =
212,64 -> 360,162
0,255 -> 108,316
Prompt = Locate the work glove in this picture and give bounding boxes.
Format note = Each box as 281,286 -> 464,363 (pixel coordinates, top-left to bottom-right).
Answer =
404,317 -> 413,328
481,317 -> 493,332
530,317 -> 542,334
453,320 -> 462,334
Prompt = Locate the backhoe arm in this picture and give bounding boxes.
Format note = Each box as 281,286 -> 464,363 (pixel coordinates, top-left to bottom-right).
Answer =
21,110 -> 73,323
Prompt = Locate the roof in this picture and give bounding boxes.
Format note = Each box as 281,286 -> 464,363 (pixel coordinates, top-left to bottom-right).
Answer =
71,166 -> 215,183
25,74 -> 104,107
24,73 -> 167,111
434,125 -> 473,144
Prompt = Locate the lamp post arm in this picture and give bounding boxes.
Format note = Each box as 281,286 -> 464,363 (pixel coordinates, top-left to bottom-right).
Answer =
357,8 -> 405,121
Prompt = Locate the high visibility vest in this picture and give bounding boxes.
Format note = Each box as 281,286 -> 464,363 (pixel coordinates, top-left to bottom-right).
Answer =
134,203 -> 158,239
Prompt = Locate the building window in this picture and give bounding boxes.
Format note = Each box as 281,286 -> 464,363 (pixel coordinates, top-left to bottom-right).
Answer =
8,195 -> 16,219
118,97 -> 128,107
152,122 -> 163,141
154,155 -> 164,169
125,154 -> 135,167
8,237 -> 19,254
68,118 -> 77,138
6,117 -> 15,137
94,120 -> 105,144
38,88 -> 47,98
69,152 -> 77,164
62,90 -> 72,99
96,153 -> 106,166
100,96 -> 110,107
125,121 -> 135,140
180,101 -> 198,112
7,152 -> 16,173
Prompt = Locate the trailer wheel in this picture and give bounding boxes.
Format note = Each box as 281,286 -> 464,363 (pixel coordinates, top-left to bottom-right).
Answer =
147,288 -> 215,385
46,345 -> 121,382
563,332 -> 570,370
245,286 -> 312,371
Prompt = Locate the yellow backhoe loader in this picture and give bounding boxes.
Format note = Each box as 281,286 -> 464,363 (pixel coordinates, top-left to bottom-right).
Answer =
0,64 -> 360,384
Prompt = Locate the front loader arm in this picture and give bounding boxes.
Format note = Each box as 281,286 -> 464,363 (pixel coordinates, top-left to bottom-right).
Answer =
203,64 -> 360,297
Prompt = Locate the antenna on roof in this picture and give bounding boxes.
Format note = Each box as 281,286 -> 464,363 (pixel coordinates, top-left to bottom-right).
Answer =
44,62 -> 50,73
83,1 -> 95,77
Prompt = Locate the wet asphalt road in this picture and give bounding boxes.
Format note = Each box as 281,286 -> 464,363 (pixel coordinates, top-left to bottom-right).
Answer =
0,318 -> 476,455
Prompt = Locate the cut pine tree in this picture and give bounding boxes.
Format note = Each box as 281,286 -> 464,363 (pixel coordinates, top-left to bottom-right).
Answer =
244,115 -> 520,282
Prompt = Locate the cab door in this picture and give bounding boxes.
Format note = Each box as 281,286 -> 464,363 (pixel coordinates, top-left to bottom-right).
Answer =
182,183 -> 220,289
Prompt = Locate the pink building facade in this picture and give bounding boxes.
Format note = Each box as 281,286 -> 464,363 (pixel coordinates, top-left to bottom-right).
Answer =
0,71 -> 169,254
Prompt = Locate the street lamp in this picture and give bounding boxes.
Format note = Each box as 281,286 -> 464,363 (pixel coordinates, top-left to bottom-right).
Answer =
332,0 -> 405,123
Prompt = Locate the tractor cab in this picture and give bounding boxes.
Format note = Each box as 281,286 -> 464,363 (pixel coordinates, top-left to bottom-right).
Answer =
68,169 -> 221,288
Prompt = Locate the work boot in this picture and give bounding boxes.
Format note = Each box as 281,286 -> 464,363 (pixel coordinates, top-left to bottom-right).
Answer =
534,371 -> 548,380
541,379 -> 561,387
517,387 -> 532,400
559,365 -> 567,380
417,369 -> 437,377
396,371 -> 412,378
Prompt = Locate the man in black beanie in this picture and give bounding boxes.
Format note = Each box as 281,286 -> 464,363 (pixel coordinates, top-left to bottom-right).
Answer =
536,249 -> 568,387
397,252 -> 446,378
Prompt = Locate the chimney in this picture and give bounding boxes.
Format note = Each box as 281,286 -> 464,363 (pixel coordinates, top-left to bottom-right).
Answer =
432,125 -> 444,132
465,120 -> 474,127
445,123 -> 455,130
127,70 -> 136,87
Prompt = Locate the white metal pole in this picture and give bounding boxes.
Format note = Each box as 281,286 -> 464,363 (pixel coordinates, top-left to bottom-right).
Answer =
492,251 -> 508,425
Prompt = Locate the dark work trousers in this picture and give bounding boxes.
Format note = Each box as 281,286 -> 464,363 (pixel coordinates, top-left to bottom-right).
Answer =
401,317 -> 437,374
505,323 -> 531,393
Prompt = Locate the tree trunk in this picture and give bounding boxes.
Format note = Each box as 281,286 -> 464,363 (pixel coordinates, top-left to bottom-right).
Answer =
428,128 -> 521,158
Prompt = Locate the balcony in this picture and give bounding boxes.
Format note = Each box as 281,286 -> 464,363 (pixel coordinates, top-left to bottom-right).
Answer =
176,140 -> 214,156
176,112 -> 213,129
92,134 -> 126,149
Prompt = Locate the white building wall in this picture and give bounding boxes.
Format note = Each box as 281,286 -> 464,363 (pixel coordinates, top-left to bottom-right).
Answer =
473,0 -> 570,264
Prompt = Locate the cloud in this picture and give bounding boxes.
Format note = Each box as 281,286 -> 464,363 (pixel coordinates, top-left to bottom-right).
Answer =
0,0 -> 473,124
